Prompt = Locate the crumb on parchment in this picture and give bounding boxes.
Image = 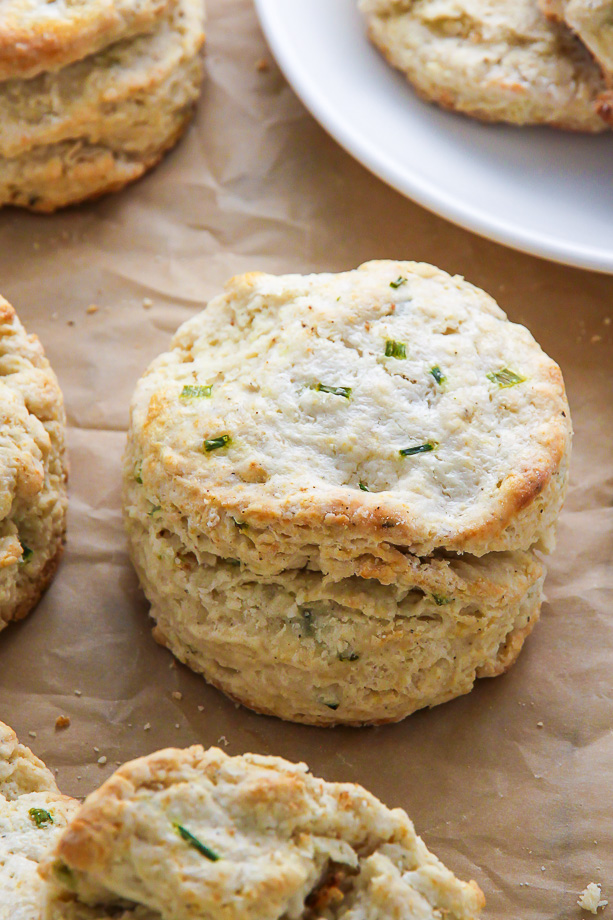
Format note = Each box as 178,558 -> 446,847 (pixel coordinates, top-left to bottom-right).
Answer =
55,715 -> 71,730
578,883 -> 608,913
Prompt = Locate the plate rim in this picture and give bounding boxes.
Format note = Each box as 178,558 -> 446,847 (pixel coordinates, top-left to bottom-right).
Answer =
254,0 -> 613,275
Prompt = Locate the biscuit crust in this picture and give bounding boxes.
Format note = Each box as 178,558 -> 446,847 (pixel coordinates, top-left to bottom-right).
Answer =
0,299 -> 68,632
359,0 -> 610,130
43,746 -> 484,920
0,0 -> 177,80
125,261 -> 571,561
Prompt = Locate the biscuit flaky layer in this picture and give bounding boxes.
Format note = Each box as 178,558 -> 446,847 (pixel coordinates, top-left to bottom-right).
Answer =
0,299 -> 67,632
0,0 -> 205,211
0,0 -> 177,81
359,0 -> 612,130
43,745 -> 484,920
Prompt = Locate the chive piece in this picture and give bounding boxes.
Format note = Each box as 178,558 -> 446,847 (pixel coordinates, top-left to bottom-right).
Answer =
399,442 -> 436,457
232,517 -> 248,531
148,504 -> 161,516
29,808 -> 53,828
338,650 -> 360,662
134,461 -> 143,484
324,701 -> 339,710
487,368 -> 526,388
385,340 -> 407,359
54,863 -> 76,890
430,366 -> 445,385
226,558 -> 241,567
390,277 -> 406,289
432,594 -> 453,606
20,544 -> 33,564
358,481 -> 370,492
175,824 -> 220,861
180,384 -> 212,399
311,383 -> 352,399
204,434 -> 231,452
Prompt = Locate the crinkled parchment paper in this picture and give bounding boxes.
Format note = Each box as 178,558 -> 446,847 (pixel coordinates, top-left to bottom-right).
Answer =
0,2 -> 612,918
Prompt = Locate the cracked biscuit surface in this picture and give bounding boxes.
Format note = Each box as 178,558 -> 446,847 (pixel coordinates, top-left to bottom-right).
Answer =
123,261 -> 570,723
43,745 -> 484,920
0,299 -> 67,633
359,0 -> 610,130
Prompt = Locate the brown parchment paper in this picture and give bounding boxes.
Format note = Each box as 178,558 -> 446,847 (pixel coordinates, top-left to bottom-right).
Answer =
1,2 -> 612,917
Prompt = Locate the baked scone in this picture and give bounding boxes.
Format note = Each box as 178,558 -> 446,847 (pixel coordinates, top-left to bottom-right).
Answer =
0,722 -> 155,920
0,0 -> 177,81
0,298 -> 67,634
359,0 -> 611,130
43,745 -> 485,920
0,0 -> 205,212
540,0 -> 613,76
123,261 -> 571,724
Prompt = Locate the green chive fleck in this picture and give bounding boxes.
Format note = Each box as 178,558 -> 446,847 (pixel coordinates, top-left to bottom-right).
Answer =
134,462 -> 143,484
399,442 -> 436,457
232,517 -> 248,531
54,863 -> 76,890
323,701 -> 339,710
180,384 -> 212,399
204,434 -> 231,452
311,383 -> 352,399
148,504 -> 161,516
338,650 -> 360,662
358,481 -> 370,492
227,558 -> 241,567
430,366 -> 446,385
29,808 -> 53,828
20,544 -> 33,564
390,277 -> 406,289
175,824 -> 220,861
432,594 -> 453,606
487,368 -> 526,388
385,340 -> 407,359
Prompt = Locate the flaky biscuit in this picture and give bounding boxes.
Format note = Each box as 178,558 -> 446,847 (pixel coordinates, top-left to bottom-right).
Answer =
0,300 -> 67,632
359,0 -> 610,130
43,746 -> 484,920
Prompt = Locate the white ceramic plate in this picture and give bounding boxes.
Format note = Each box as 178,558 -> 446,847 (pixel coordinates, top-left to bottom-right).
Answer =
255,0 -> 613,273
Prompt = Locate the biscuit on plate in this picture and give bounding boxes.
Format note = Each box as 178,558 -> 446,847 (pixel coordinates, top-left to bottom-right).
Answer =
0,0 -> 205,212
123,261 -> 571,725
0,299 -> 67,634
43,745 -> 484,920
359,0 -> 610,130
539,0 -> 613,120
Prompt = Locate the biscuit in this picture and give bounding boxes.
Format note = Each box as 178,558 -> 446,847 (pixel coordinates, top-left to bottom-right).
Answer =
123,261 -> 571,724
43,745 -> 485,920
0,0 -> 177,81
0,722 -> 154,920
359,0 -> 610,130
540,0 -> 613,77
0,0 -> 205,211
0,299 -> 67,633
